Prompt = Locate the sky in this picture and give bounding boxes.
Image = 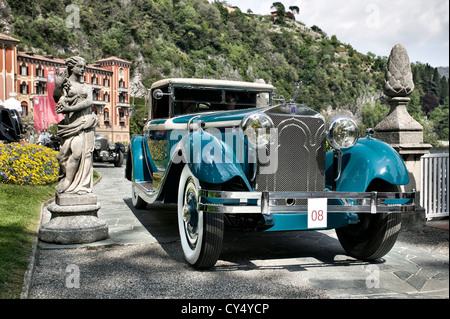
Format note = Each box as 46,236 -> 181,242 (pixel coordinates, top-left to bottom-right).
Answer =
221,0 -> 449,67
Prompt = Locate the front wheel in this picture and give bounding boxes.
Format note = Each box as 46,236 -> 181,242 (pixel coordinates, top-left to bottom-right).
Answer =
177,165 -> 224,269
336,181 -> 402,261
114,150 -> 124,167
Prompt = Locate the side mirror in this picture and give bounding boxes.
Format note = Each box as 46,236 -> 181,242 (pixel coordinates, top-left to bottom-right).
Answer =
152,89 -> 168,100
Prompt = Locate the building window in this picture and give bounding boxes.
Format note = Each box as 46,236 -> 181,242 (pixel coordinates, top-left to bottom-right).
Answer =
20,82 -> 28,94
21,101 -> 28,116
104,92 -> 109,102
92,75 -> 97,85
119,79 -> 125,88
36,66 -> 44,77
103,77 -> 109,87
20,63 -> 28,76
104,109 -> 110,122
119,109 -> 125,125
36,84 -> 44,95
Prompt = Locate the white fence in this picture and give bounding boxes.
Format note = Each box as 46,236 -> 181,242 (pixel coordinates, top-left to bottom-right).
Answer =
420,153 -> 449,219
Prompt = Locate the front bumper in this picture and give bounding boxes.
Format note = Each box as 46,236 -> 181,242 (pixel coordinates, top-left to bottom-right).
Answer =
198,190 -> 415,215
94,150 -> 117,162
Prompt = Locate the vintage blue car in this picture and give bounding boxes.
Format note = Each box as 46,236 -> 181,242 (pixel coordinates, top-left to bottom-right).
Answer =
126,78 -> 415,269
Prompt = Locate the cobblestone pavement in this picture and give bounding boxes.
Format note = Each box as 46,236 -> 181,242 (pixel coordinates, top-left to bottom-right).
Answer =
26,164 -> 449,300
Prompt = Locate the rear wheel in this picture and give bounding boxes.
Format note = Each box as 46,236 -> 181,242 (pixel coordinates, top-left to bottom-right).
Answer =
177,165 -> 224,269
131,184 -> 147,209
336,180 -> 402,260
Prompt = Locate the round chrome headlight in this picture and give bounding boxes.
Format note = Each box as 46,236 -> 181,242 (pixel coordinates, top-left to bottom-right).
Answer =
94,141 -> 102,150
109,142 -> 116,150
327,116 -> 359,150
241,112 -> 275,147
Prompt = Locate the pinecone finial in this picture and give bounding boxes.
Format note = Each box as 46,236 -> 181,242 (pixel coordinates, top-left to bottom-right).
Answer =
383,44 -> 414,98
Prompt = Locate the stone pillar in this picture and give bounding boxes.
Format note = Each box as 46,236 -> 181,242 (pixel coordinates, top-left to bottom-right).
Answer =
374,44 -> 431,225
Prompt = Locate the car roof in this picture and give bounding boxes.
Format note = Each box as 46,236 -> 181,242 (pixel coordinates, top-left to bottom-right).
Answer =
150,78 -> 275,91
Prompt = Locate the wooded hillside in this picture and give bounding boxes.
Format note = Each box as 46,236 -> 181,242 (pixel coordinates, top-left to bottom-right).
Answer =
2,0 -> 448,143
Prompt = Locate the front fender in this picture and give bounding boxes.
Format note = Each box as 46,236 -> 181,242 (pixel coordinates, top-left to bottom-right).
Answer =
326,137 -> 410,192
115,142 -> 125,153
175,130 -> 251,190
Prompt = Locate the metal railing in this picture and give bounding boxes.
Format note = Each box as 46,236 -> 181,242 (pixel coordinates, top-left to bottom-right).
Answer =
420,153 -> 449,219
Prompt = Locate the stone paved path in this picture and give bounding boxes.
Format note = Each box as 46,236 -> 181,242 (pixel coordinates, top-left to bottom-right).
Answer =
30,164 -> 448,299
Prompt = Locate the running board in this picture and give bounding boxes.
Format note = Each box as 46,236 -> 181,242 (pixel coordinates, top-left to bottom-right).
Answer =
135,181 -> 156,195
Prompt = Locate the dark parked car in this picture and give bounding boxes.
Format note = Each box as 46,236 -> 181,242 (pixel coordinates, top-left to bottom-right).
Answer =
0,107 -> 24,142
93,135 -> 125,167
126,78 -> 415,269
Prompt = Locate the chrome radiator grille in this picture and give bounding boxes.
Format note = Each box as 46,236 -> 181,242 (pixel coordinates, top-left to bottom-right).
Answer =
255,114 -> 326,204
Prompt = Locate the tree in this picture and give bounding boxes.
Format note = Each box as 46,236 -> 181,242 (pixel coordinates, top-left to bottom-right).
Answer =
407,90 -> 423,121
289,6 -> 299,14
430,107 -> 449,140
362,102 -> 389,129
421,93 -> 439,116
330,35 -> 339,46
431,67 -> 441,96
271,2 -> 286,25
271,2 -> 286,13
439,76 -> 449,104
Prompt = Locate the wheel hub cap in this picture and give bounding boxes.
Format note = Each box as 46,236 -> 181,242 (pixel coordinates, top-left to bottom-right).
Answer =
183,181 -> 199,248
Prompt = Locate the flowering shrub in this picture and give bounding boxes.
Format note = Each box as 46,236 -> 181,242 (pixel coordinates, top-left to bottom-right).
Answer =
0,142 -> 59,185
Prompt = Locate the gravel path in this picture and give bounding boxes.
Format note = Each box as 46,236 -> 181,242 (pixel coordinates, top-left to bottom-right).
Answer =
28,241 -> 327,299
398,222 -> 448,256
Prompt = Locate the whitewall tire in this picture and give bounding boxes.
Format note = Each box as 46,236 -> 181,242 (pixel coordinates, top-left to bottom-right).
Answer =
177,165 -> 224,269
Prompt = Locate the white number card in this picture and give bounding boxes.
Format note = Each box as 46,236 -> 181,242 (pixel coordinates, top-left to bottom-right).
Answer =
307,198 -> 327,229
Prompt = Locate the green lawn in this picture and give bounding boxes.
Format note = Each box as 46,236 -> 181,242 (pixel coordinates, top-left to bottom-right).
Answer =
0,170 -> 100,298
0,183 -> 55,298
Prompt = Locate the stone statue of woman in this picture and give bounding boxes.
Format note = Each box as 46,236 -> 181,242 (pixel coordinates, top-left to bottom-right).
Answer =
53,56 -> 98,195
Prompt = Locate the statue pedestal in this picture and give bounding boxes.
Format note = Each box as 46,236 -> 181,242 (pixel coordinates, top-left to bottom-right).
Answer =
39,193 -> 109,244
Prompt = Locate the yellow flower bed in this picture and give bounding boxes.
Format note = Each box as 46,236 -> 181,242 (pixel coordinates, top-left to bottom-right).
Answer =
0,142 -> 59,185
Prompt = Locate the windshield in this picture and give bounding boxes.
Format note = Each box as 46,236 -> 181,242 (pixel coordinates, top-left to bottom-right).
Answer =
151,86 -> 272,119
173,87 -> 271,116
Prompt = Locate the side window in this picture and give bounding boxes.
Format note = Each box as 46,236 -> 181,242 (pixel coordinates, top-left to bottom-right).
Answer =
151,89 -> 170,119
173,88 -> 221,115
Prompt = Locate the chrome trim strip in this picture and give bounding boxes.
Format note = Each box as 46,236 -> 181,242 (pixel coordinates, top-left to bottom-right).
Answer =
199,190 -> 415,200
199,204 -> 415,214
198,190 -> 415,215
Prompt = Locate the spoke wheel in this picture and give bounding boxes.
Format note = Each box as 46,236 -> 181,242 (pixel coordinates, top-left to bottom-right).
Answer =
177,165 -> 224,269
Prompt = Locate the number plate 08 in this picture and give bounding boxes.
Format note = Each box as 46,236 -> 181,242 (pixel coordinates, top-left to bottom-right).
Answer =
307,198 -> 327,229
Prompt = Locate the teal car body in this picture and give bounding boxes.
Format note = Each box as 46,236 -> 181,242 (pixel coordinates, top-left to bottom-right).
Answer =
125,78 -> 415,268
